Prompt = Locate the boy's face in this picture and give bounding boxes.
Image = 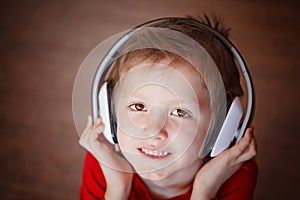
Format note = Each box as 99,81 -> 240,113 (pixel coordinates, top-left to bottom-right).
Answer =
114,61 -> 211,181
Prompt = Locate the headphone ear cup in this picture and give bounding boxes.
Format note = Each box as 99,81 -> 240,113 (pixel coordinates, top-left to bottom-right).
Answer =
98,82 -> 116,144
210,97 -> 243,157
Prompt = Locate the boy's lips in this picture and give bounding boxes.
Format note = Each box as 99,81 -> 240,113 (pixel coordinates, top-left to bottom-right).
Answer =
137,147 -> 171,159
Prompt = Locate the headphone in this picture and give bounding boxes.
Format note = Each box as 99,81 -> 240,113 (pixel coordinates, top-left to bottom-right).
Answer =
91,17 -> 255,157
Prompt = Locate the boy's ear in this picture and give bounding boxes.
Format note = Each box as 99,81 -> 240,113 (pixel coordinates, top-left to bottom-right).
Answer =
98,81 -> 117,144
210,97 -> 243,157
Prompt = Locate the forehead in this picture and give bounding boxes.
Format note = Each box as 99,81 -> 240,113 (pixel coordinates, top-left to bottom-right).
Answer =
114,61 -> 209,104
117,52 -> 205,84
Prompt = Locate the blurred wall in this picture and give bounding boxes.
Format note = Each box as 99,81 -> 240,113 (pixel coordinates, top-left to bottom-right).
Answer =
0,0 -> 299,199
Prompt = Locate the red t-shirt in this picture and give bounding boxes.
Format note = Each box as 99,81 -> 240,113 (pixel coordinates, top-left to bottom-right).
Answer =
80,152 -> 258,200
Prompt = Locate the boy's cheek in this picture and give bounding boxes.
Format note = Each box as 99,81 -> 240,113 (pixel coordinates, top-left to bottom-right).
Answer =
116,108 -> 146,138
174,125 -> 208,151
117,130 -> 138,152
129,112 -> 151,129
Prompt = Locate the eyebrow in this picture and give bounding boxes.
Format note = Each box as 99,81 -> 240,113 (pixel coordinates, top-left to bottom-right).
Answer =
128,92 -> 150,102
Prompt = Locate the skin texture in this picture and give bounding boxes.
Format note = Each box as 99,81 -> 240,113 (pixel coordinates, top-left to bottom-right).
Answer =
79,62 -> 257,200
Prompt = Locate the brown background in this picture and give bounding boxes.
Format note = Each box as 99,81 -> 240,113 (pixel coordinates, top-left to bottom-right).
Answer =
0,0 -> 299,199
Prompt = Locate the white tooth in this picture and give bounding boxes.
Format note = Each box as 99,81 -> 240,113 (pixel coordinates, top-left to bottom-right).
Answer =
142,148 -> 169,157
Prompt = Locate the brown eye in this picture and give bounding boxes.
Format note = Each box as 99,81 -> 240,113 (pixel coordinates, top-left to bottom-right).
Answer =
129,103 -> 147,112
171,109 -> 189,117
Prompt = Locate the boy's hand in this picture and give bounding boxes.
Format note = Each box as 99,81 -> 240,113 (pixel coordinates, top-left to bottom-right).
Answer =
191,127 -> 257,200
79,115 -> 133,200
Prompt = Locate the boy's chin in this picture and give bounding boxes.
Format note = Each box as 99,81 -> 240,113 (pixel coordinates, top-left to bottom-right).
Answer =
137,169 -> 171,181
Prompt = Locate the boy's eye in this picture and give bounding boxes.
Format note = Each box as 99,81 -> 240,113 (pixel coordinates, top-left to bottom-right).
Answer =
171,109 -> 189,117
129,103 -> 147,112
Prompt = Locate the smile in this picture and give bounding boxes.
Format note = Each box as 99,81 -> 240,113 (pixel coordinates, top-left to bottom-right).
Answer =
138,147 -> 170,157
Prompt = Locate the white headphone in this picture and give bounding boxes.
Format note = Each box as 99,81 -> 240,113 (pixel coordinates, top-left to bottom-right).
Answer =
91,17 -> 255,157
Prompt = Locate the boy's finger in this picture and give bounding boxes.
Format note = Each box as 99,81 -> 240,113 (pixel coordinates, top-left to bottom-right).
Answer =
231,129 -> 253,158
235,128 -> 256,162
236,136 -> 256,162
86,115 -> 92,128
91,117 -> 103,128
94,123 -> 105,134
97,117 -> 102,124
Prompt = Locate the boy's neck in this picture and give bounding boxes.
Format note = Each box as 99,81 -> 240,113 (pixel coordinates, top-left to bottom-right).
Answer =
140,159 -> 203,199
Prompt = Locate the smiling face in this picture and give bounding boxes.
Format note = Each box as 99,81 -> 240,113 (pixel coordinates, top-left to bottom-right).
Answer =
113,61 -> 211,181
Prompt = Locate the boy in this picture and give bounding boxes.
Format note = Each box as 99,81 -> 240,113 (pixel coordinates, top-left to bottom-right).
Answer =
79,16 -> 257,200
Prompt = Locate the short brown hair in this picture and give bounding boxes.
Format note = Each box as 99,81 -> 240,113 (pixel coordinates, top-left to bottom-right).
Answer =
105,16 -> 243,108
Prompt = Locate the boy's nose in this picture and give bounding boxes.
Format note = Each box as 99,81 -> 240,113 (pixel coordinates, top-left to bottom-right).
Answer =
144,105 -> 168,139
154,127 -> 168,141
